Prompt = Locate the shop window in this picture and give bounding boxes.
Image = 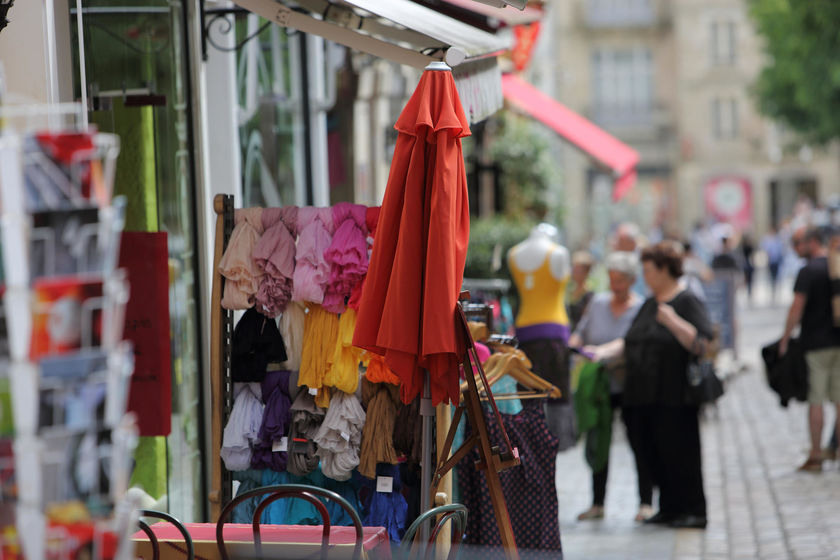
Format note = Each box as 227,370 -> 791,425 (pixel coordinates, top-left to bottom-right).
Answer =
710,20 -> 737,66
712,97 -> 739,139
71,0 -> 205,522
591,47 -> 654,126
236,19 -> 304,207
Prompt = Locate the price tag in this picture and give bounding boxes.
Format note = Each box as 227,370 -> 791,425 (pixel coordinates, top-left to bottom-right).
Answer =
309,388 -> 318,396
340,431 -> 350,442
376,476 -> 393,493
272,437 -> 289,452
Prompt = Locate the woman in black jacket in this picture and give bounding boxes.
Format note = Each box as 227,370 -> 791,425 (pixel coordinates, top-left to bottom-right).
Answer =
621,241 -> 714,529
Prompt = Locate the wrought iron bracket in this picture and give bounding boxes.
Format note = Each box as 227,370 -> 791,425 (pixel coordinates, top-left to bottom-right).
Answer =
200,0 -> 267,61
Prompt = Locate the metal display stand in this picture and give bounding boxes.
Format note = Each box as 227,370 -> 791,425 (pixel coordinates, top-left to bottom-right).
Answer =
0,109 -> 138,560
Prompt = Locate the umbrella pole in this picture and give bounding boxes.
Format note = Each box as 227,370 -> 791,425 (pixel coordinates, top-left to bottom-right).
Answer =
420,369 -> 434,542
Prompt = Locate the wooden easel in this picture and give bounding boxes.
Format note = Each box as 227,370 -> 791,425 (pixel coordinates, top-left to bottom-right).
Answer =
431,294 -> 522,560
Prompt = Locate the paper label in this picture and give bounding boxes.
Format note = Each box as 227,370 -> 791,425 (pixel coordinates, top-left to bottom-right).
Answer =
309,387 -> 318,396
376,476 -> 394,493
272,437 -> 289,452
340,431 -> 350,442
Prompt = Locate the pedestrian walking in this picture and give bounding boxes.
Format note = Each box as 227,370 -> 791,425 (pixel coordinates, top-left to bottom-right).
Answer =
567,250 -> 595,332
740,233 -> 757,302
761,227 -> 784,302
622,241 -> 714,529
779,226 -> 840,472
568,252 -> 646,522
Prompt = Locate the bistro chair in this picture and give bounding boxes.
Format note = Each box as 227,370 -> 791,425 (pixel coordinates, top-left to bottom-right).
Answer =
216,484 -> 364,560
399,503 -> 468,560
136,509 -> 195,560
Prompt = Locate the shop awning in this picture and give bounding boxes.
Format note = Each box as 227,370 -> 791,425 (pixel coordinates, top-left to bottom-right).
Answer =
231,0 -> 511,68
230,0 -> 511,121
501,73 -> 639,200
439,0 -> 543,29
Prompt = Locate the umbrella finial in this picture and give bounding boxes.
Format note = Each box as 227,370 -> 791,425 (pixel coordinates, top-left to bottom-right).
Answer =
425,61 -> 451,72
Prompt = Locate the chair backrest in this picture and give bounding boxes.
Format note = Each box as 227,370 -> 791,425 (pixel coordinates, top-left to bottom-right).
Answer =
138,509 -> 194,560
216,483 -> 364,560
400,504 -> 468,560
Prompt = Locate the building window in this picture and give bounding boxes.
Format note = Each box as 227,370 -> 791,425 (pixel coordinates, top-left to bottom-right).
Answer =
712,97 -> 739,139
591,47 -> 654,126
586,0 -> 654,27
710,20 -> 737,65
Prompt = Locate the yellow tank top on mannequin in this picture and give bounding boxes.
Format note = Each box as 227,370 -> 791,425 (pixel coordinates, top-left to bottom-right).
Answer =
510,256 -> 570,327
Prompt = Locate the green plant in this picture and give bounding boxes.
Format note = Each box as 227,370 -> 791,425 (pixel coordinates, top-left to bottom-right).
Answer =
464,215 -> 537,279
486,112 -> 564,221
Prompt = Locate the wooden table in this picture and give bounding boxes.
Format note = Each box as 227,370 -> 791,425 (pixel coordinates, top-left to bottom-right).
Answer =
133,523 -> 391,560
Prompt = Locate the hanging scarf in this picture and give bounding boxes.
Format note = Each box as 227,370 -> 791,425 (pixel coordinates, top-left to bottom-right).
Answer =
278,301 -> 306,372
287,391 -> 326,477
292,207 -> 334,304
220,383 -> 263,472
298,304 -> 340,407
361,463 -> 408,543
323,309 -> 363,394
219,208 -> 264,309
358,379 -> 400,479
253,206 -> 298,317
313,391 -> 365,481
250,370 -> 292,471
323,203 -> 369,313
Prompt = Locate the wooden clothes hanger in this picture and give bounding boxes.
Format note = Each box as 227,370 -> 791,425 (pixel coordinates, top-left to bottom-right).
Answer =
460,348 -> 562,400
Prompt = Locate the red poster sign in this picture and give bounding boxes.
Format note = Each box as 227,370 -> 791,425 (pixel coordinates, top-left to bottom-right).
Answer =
704,176 -> 752,229
119,232 -> 172,436
512,22 -> 541,72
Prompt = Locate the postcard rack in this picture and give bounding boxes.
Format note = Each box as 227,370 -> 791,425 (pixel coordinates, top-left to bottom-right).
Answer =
0,120 -> 138,560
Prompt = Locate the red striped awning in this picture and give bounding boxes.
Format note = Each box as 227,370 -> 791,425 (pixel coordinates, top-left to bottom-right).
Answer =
501,73 -> 639,200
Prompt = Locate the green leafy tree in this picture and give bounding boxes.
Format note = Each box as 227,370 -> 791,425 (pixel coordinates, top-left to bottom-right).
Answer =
750,0 -> 840,144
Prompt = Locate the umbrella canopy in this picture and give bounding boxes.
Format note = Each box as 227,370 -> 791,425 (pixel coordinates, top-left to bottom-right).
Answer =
353,63 -> 471,406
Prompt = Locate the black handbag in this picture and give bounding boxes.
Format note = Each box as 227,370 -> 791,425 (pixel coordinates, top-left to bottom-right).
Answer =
685,336 -> 724,405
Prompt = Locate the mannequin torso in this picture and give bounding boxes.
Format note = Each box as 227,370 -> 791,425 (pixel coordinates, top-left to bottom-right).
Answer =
508,231 -> 571,328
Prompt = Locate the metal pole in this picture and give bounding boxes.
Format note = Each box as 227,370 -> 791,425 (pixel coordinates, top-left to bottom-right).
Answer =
75,0 -> 89,129
420,369 -> 434,541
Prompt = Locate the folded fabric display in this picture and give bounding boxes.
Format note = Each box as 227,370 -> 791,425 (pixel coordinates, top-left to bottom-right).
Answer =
220,383 -> 264,472
360,463 -> 408,543
313,391 -> 366,481
219,208 -> 265,309
278,301 -> 306,372
322,203 -> 369,313
287,391 -> 326,477
299,304 -> 340,408
358,379 -> 400,479
348,206 -> 381,311
323,309 -> 363,394
250,370 -> 293,471
253,206 -> 298,317
364,353 -> 400,385
231,307 -> 288,383
292,207 -> 334,304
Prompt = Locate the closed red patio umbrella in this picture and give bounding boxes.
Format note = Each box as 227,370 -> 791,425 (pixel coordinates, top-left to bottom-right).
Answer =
353,61 -> 471,407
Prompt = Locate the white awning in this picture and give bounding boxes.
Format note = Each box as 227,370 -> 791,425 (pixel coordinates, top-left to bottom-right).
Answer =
230,0 -> 509,121
231,0 -> 512,68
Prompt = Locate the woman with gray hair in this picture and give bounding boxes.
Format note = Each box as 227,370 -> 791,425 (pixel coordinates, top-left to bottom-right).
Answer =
569,251 -> 649,522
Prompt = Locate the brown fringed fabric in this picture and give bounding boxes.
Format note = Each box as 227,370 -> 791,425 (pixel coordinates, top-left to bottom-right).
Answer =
358,379 -> 401,479
393,396 -> 422,464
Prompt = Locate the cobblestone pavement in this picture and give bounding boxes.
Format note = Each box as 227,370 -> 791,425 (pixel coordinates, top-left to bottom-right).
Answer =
557,280 -> 840,560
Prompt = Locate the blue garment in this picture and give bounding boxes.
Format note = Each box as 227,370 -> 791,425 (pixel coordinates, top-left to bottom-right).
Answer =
360,464 -> 408,543
231,469 -> 266,524
257,467 -> 362,527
